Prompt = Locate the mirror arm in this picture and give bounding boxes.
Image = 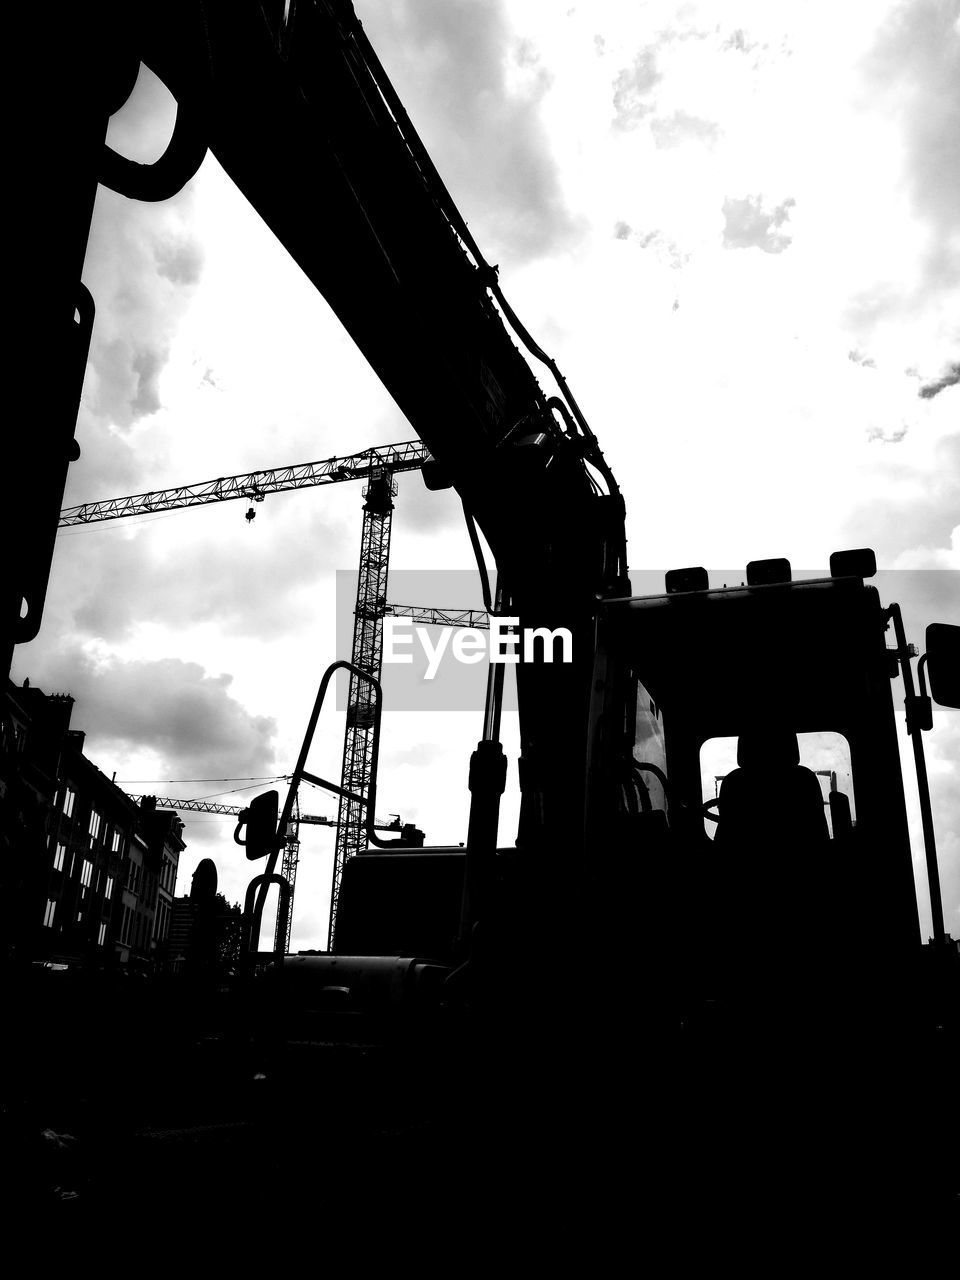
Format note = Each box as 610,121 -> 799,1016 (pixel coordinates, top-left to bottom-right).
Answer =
917,653 -> 929,699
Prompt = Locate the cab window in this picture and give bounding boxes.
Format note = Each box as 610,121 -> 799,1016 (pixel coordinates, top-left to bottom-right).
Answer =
699,730 -> 855,839
632,678 -> 668,813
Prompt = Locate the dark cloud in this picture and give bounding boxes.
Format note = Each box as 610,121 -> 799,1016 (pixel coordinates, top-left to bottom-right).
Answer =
865,1 -> 960,289
918,360 -> 960,399
79,64 -> 206,439
59,409 -> 149,513
355,0 -> 579,264
650,110 -> 721,149
722,195 -> 795,254
612,47 -> 662,128
154,235 -> 204,285
130,346 -> 166,418
81,190 -> 204,432
56,502 -> 350,644
87,332 -> 150,428
24,647 -> 277,780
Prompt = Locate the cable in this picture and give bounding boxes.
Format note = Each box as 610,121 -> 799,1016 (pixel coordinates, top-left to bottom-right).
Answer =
461,502 -> 494,616
179,782 -> 283,802
114,775 -> 286,784
55,511 -> 184,537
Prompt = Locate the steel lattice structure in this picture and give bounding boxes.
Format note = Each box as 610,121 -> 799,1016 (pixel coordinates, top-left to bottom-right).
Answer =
385,605 -> 489,629
278,792 -> 301,954
58,441 -> 430,526
126,791 -> 404,829
329,470 -> 397,949
126,792 -> 341,824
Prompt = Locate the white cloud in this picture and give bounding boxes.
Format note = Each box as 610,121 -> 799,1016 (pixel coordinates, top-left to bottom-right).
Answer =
356,0 -> 580,266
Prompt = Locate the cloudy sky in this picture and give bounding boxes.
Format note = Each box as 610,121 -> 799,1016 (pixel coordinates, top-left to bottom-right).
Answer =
14,0 -> 959,947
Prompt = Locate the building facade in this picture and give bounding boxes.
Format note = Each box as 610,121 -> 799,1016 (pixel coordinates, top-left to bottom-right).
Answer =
134,795 -> 186,965
2,679 -> 186,970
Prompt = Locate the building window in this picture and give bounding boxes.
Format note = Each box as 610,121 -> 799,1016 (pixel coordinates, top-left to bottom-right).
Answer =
43,899 -> 56,928
98,921 -> 107,947
81,859 -> 93,889
111,829 -> 123,854
155,899 -> 169,944
105,876 -> 114,901
62,787 -> 76,819
53,843 -> 67,872
89,809 -> 102,846
121,906 -> 132,946
76,909 -> 83,924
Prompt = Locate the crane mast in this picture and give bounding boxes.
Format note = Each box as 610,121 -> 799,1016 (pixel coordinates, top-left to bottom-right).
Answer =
331,469 -> 393,947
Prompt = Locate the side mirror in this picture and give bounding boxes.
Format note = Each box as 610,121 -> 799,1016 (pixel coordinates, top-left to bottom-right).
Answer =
234,789 -> 279,860
925,624 -> 960,709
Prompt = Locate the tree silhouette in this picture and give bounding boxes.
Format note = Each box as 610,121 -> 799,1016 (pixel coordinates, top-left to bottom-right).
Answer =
214,894 -> 243,972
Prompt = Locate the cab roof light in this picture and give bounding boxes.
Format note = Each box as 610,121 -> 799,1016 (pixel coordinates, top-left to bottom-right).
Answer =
746,558 -> 791,586
829,548 -> 877,579
665,566 -> 709,594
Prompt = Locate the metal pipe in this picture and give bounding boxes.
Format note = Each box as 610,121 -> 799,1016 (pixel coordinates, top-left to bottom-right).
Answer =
458,581 -> 509,951
244,872 -> 290,961
917,654 -> 929,699
482,660 -> 506,745
888,604 -> 946,946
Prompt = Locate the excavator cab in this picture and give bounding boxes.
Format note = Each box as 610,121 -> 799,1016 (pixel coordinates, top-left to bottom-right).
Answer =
580,557 -> 958,1209
588,552 -> 938,1011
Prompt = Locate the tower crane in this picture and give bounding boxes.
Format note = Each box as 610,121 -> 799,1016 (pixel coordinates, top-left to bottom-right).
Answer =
60,446 -> 487,949
57,440 -> 430,525
125,791 -> 407,829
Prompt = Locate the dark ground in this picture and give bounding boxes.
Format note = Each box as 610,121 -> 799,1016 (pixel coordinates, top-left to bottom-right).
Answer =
3,963 -> 957,1243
